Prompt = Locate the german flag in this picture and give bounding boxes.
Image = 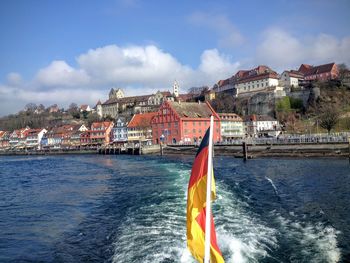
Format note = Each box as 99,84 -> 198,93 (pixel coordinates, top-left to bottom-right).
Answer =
186,128 -> 224,263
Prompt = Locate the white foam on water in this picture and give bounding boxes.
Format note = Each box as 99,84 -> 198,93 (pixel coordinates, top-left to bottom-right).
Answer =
112,163 -> 196,263
113,160 -> 342,262
214,184 -> 279,263
271,211 -> 341,262
265,176 -> 278,195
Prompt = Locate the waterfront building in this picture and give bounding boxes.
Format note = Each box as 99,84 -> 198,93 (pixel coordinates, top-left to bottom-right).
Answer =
80,131 -> 91,145
26,129 -> 47,149
9,127 -> 30,148
151,101 -> 221,145
45,126 -> 66,148
111,117 -> 129,144
298,62 -> 338,82
244,114 -> 280,138
0,131 -> 10,148
90,121 -> 114,145
127,112 -> 157,145
69,124 -> 88,147
218,113 -> 244,142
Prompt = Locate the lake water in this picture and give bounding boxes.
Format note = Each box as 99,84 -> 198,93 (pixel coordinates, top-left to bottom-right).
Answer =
0,155 -> 349,262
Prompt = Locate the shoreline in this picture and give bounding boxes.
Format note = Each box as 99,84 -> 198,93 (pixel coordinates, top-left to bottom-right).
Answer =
0,143 -> 349,159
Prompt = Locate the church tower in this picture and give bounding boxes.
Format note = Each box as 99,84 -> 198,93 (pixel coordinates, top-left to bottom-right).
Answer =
173,80 -> 179,97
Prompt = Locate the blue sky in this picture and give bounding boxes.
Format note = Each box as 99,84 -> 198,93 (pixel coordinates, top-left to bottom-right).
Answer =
0,0 -> 349,115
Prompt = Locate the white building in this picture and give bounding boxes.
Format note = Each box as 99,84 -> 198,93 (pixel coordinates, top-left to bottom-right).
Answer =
234,66 -> 280,96
111,117 -> 128,143
279,70 -> 304,91
218,113 -> 244,142
244,115 -> 280,138
26,129 -> 47,149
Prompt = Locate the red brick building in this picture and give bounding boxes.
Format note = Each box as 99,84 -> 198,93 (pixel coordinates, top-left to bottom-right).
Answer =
298,62 -> 338,82
151,101 -> 221,144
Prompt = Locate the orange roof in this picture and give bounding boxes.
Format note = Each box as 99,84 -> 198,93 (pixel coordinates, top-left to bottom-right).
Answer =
0,131 -> 8,138
91,121 -> 113,129
128,112 -> 157,128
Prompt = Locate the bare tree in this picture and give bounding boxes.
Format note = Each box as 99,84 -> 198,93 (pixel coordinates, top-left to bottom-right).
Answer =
319,107 -> 340,134
24,103 -> 37,112
337,63 -> 348,86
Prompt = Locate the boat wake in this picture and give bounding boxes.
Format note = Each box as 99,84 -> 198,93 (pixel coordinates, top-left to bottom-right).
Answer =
111,159 -> 341,263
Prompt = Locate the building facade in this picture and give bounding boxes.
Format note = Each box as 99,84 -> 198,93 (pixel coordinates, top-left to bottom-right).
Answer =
298,63 -> 338,82
127,112 -> 157,145
90,121 -> 114,145
111,117 -> 128,143
244,115 -> 280,138
151,101 -> 221,145
218,113 -> 244,141
279,70 -> 304,90
234,66 -> 280,96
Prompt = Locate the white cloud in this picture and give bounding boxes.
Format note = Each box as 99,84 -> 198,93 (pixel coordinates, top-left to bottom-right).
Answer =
189,12 -> 244,48
256,28 -> 350,72
6,72 -> 22,86
77,45 -> 194,87
34,60 -> 90,88
0,45 -> 239,116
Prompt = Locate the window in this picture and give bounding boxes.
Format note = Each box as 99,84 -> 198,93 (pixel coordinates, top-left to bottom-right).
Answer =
193,129 -> 196,133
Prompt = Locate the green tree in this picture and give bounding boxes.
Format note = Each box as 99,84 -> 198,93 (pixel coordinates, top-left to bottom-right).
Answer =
275,97 -> 291,113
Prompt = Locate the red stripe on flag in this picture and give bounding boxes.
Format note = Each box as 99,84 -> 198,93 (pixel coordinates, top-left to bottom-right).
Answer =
195,208 -> 223,256
188,146 -> 208,189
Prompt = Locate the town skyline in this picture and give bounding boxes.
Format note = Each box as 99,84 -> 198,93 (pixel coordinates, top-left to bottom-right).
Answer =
1,0 -> 350,116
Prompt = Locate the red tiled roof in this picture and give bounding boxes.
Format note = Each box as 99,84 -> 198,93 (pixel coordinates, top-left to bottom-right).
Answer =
168,101 -> 214,119
218,113 -> 243,122
298,63 -> 336,76
218,79 -> 230,87
91,121 -> 113,129
128,112 -> 157,128
288,70 -> 304,78
26,129 -> 43,136
233,65 -> 278,83
236,72 -> 279,84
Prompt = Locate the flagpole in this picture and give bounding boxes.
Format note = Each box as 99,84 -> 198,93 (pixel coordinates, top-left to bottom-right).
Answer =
204,115 -> 214,263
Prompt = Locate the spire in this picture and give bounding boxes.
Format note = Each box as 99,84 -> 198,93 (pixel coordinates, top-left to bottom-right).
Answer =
173,80 -> 179,97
